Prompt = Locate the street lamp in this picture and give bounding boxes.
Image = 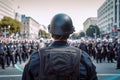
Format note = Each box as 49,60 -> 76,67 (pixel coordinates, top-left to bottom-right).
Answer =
1,25 -> 10,38
90,26 -> 97,39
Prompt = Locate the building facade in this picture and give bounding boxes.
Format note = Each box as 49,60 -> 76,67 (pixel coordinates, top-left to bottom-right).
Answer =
83,17 -> 97,32
21,17 -> 40,39
15,12 -> 21,21
0,0 -> 15,20
97,0 -> 120,36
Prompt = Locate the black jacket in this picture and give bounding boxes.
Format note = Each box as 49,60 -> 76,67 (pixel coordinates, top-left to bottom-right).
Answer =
22,41 -> 98,80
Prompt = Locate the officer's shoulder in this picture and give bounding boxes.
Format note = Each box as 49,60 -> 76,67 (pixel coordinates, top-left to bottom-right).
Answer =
68,46 -> 80,50
30,47 -> 49,56
80,51 -> 94,66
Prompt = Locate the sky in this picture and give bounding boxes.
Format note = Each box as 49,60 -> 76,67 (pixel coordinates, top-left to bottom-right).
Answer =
13,0 -> 105,32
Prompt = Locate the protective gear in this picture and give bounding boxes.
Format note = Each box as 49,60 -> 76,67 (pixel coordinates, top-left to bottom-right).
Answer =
80,37 -> 85,42
118,38 -> 120,44
48,13 -> 75,35
116,43 -> 120,69
22,41 -> 98,80
38,46 -> 81,80
109,38 -> 113,43
102,38 -> 108,42
97,38 -> 101,42
0,43 -> 5,69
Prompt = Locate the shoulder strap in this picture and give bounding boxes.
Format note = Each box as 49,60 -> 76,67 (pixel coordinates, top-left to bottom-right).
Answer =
38,49 -> 45,80
34,49 -> 44,80
75,49 -> 81,80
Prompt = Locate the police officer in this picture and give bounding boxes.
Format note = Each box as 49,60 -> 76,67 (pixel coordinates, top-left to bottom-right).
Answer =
116,37 -> 120,69
39,39 -> 45,49
107,38 -> 114,63
28,40 -> 35,55
24,40 -> 29,59
21,40 -> 26,62
95,38 -> 102,63
0,40 -> 5,69
87,39 -> 93,57
22,13 -> 98,80
78,37 -> 88,53
15,40 -> 22,64
7,40 -> 15,67
101,39 -> 108,62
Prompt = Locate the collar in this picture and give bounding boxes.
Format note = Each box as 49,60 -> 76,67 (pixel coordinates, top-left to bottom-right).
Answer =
49,41 -> 69,47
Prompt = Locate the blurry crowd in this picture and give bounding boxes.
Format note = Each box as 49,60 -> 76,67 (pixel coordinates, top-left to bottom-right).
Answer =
0,36 -> 120,69
69,37 -> 117,63
0,39 -> 50,69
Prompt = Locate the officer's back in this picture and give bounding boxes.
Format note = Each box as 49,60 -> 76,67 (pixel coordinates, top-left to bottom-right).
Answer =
22,13 -> 98,80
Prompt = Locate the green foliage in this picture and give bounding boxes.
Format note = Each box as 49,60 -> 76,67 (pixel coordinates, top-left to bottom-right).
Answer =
0,16 -> 22,34
70,33 -> 79,39
79,31 -> 85,38
86,25 -> 100,38
39,29 -> 51,38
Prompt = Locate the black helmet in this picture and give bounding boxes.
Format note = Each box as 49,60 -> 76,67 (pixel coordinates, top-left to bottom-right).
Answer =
48,13 -> 75,35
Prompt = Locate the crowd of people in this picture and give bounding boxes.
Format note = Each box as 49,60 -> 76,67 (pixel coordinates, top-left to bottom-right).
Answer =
0,37 -> 120,70
0,36 -> 120,70
0,39 -> 49,69
72,37 -> 117,63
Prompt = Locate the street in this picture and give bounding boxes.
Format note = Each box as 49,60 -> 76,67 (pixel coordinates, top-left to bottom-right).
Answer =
0,60 -> 120,80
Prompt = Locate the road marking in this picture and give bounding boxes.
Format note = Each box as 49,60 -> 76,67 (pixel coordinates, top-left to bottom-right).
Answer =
97,74 -> 120,76
14,63 -> 120,80
0,75 -> 22,77
15,64 -> 23,72
0,74 -> 120,78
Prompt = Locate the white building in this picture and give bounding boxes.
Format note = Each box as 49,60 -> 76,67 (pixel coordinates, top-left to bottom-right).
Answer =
83,17 -> 97,32
21,17 -> 40,39
97,0 -> 120,36
15,12 -> 21,21
0,0 -> 15,20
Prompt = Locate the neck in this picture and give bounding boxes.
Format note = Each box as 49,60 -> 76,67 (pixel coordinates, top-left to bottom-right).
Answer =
54,39 -> 67,42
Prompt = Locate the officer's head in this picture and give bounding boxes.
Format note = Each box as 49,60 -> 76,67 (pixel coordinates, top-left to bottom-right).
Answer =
97,38 -> 101,43
80,37 -> 85,43
48,13 -> 75,41
109,38 -> 113,43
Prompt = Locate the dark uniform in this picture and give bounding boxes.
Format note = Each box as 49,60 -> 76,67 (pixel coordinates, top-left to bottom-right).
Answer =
22,42 -> 26,62
101,42 -> 108,62
22,41 -> 98,80
29,42 -> 35,55
0,42 -> 5,69
96,42 -> 102,63
107,42 -> 114,63
7,42 -> 15,67
25,42 -> 29,59
87,41 -> 93,56
15,42 -> 22,64
116,39 -> 120,69
22,13 -> 98,80
79,42 -> 88,53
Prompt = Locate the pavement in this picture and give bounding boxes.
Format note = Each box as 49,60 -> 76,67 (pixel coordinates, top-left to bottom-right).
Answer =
0,62 -> 25,80
0,60 -> 120,80
95,60 -> 120,80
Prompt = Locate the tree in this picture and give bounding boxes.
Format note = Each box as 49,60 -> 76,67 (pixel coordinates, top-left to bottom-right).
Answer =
39,29 -> 51,38
0,16 -> 22,34
86,25 -> 100,38
70,33 -> 79,39
79,31 -> 85,38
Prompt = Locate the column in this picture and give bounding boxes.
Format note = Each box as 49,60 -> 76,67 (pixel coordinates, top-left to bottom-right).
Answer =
117,0 -> 119,28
